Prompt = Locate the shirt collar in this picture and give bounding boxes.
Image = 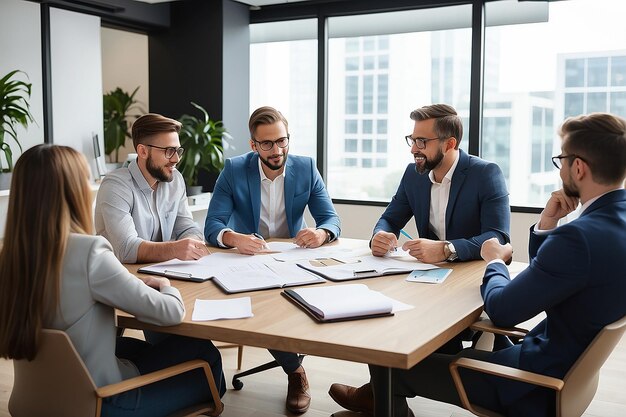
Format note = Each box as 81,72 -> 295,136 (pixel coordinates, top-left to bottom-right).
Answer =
580,188 -> 623,214
257,157 -> 286,181
128,159 -> 154,192
428,151 -> 460,185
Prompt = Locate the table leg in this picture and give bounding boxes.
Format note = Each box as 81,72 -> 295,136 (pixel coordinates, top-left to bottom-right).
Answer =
374,366 -> 394,417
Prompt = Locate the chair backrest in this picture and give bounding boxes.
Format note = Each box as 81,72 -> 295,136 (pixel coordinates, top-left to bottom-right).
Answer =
558,315 -> 626,417
9,329 -> 100,417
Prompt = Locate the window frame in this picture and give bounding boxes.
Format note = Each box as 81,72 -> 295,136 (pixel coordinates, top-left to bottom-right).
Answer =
250,0 -> 558,213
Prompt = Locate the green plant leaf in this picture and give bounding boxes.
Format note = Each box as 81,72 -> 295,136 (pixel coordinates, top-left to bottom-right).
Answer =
0,70 -> 34,172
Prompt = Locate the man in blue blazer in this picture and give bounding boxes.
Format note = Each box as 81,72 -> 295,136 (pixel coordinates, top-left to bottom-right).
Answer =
371,104 -> 510,264
204,106 -> 340,413
330,112 -> 626,416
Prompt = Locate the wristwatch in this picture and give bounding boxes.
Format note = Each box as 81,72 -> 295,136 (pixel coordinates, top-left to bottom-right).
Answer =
444,241 -> 458,261
319,228 -> 332,244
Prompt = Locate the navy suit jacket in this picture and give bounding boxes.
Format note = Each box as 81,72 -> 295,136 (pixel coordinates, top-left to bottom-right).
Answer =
204,152 -> 341,246
479,189 -> 626,416
373,150 -> 510,260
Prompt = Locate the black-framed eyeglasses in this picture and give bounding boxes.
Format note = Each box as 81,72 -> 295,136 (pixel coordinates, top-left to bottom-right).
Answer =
551,154 -> 586,169
144,144 -> 185,159
405,135 -> 441,149
253,134 -> 290,151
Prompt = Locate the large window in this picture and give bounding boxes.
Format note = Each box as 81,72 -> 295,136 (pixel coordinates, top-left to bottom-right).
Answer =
249,0 -> 626,208
326,6 -> 472,201
484,0 -> 626,206
250,20 -> 317,158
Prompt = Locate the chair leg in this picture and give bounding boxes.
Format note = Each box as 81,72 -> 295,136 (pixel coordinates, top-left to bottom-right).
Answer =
237,345 -> 244,370
231,354 -> 305,390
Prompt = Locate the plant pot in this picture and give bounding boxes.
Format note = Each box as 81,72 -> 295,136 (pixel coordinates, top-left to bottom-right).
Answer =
186,185 -> 203,196
0,172 -> 12,191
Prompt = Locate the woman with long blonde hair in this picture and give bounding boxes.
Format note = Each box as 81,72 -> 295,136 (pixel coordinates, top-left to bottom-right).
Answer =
0,144 -> 224,416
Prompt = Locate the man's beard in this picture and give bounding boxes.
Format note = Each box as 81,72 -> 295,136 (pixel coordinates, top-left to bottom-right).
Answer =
259,152 -> 287,171
147,154 -> 174,182
563,174 -> 580,198
414,148 -> 444,175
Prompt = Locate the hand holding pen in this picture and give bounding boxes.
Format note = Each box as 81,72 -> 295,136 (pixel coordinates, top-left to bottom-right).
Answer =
371,231 -> 399,257
223,231 -> 268,255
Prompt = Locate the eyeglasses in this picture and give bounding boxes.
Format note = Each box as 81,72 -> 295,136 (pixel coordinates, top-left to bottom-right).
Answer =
253,134 -> 290,151
405,135 -> 441,149
551,154 -> 586,169
144,144 -> 185,159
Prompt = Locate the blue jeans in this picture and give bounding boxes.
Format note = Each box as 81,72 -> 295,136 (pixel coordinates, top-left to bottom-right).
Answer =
101,335 -> 226,417
269,349 -> 302,374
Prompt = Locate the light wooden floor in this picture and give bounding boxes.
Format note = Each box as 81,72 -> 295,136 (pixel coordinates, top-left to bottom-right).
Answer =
1,333 -> 625,417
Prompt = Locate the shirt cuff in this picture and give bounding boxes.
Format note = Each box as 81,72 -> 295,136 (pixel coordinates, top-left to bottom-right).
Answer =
533,223 -> 555,235
217,228 -> 234,248
487,259 -> 506,266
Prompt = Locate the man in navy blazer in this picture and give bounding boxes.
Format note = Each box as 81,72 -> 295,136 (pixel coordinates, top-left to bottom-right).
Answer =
371,104 -> 510,264
329,112 -> 626,416
204,106 -> 340,413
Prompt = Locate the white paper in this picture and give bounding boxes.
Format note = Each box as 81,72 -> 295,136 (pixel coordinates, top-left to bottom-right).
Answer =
271,245 -> 368,262
298,255 -> 438,281
192,297 -> 253,321
385,247 -> 411,258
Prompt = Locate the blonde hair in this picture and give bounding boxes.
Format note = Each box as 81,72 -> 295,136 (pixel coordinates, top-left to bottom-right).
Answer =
0,144 -> 93,360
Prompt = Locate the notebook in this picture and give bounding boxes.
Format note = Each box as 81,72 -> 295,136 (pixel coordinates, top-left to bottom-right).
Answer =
282,284 -> 395,322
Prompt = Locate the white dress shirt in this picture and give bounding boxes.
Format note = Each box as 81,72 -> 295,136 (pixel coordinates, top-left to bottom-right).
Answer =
428,152 -> 460,240
258,159 -> 290,238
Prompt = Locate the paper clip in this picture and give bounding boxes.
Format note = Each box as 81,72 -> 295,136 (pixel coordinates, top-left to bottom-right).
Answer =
353,269 -> 377,276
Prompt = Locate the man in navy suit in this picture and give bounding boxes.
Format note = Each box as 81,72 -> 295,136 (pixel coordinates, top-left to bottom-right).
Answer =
371,103 -> 510,263
329,112 -> 626,416
204,106 -> 341,413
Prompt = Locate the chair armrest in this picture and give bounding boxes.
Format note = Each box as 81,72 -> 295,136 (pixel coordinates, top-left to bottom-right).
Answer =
96,359 -> 210,398
449,357 -> 564,417
451,357 -> 565,391
470,318 -> 528,340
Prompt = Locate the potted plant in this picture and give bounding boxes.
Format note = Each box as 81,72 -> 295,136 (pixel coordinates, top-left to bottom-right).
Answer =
103,86 -> 143,166
178,102 -> 232,195
0,70 -> 35,173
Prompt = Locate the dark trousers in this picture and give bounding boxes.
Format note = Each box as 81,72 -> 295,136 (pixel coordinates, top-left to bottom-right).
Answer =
269,349 -> 302,374
101,334 -> 226,417
369,349 -> 503,417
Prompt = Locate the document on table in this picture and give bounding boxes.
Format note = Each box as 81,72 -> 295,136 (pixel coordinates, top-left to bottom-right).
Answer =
211,261 -> 325,294
137,252 -> 274,282
191,297 -> 253,321
270,244 -> 369,262
297,255 -> 438,281
283,283 -> 413,322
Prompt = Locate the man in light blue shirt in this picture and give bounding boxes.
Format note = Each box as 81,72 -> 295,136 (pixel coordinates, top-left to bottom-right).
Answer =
95,113 -> 209,264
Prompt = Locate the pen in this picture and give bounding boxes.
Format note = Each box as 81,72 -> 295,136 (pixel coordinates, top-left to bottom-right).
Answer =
399,229 -> 413,240
252,233 -> 269,249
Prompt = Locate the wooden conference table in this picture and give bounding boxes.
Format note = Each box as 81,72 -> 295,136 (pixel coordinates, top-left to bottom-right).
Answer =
118,238 -> 488,416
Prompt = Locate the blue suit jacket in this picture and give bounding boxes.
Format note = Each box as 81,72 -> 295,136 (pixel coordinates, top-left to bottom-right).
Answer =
204,152 -> 341,246
373,150 -> 510,260
479,189 -> 626,416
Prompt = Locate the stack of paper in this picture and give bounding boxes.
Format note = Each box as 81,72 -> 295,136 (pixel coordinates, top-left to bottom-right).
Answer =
283,284 -> 412,322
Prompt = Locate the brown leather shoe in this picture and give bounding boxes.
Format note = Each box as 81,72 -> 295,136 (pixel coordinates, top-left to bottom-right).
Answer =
328,382 -> 374,416
286,367 -> 311,413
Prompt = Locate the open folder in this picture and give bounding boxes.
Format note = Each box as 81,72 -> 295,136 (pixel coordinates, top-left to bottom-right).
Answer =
297,255 -> 438,281
282,284 -> 395,322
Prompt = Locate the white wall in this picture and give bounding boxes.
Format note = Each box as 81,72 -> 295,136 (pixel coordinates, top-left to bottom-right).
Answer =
0,0 -> 44,165
50,7 -> 103,176
101,27 -> 150,162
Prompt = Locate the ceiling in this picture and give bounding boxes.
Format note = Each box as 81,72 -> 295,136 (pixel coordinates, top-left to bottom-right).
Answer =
133,0 -> 311,7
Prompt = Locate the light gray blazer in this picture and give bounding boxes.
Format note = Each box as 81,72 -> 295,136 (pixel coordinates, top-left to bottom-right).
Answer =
46,234 -> 185,387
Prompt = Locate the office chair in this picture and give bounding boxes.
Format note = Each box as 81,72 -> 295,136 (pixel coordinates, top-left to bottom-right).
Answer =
231,353 -> 306,390
450,315 -> 626,417
9,329 -> 224,417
